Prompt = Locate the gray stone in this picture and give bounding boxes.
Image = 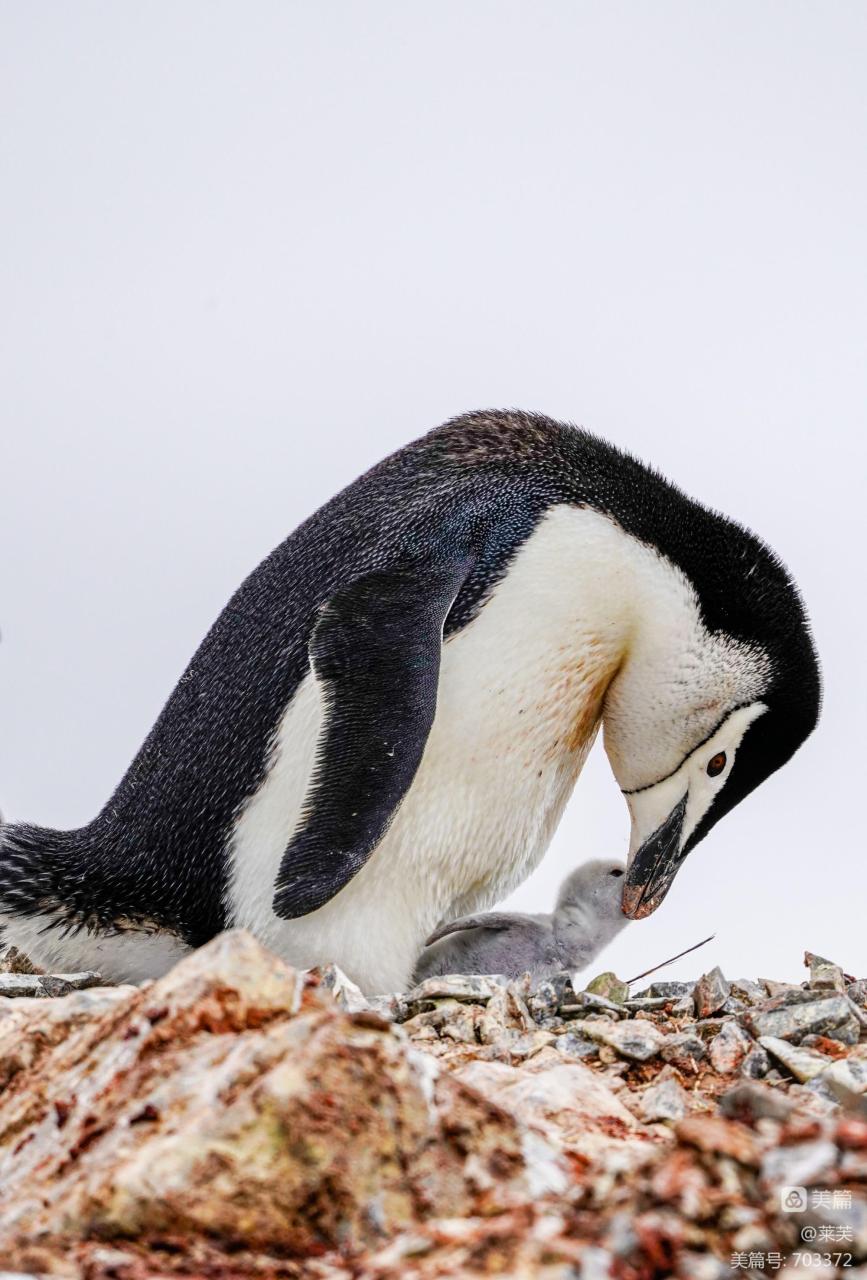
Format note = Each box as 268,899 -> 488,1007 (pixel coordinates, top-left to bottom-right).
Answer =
760,1138 -> 838,1189
669,994 -> 697,1017
637,980 -> 695,999
405,974 -> 506,1009
556,1031 -> 599,1061
708,1020 -> 753,1074
622,996 -> 670,1011
366,993 -> 409,1021
719,1080 -> 796,1124
693,1017 -> 728,1040
475,981 -> 536,1044
641,1075 -> 689,1121
316,963 -> 370,1013
528,971 -> 574,1021
805,1053 -> 867,1104
848,980 -> 867,1007
740,1044 -> 771,1079
694,966 -> 731,1018
507,1029 -> 557,1059
440,1002 -> 481,1044
661,1032 -> 707,1073
0,971 -> 102,999
534,1014 -> 566,1032
584,971 -> 629,1004
760,978 -> 805,998
528,981 -> 559,1022
561,990 -> 626,1018
581,1017 -> 666,1061
805,950 -> 847,993
758,1035 -> 834,1082
744,992 -> 859,1044
730,978 -> 767,1006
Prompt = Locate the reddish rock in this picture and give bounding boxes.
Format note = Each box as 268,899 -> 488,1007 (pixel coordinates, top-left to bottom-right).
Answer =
0,932 -> 565,1255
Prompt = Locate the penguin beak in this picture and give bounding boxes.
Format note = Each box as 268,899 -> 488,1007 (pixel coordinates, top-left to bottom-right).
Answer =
621,794 -> 689,919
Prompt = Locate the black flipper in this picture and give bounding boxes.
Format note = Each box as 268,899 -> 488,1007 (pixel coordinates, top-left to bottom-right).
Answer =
425,911 -> 520,946
272,555 -> 472,919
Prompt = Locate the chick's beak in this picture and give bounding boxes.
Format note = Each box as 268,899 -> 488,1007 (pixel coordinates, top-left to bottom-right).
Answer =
621,794 -> 689,919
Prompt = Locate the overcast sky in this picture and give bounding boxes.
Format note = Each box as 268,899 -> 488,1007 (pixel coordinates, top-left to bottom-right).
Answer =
1,2 -> 865,985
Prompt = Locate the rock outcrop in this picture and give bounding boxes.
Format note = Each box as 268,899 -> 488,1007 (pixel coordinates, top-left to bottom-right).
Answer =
0,934 -> 866,1278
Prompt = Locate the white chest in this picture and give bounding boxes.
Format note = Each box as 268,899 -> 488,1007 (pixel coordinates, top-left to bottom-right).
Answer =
226,507 -> 629,992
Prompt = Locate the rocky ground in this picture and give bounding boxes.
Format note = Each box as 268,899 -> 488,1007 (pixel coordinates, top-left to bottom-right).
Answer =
1,934 -> 866,1279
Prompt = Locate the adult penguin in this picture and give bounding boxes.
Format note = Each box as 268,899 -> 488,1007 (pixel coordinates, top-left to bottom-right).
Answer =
0,411 -> 820,990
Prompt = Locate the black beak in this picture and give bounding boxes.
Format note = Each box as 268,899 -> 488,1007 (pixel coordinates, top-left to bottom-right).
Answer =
621,794 -> 689,920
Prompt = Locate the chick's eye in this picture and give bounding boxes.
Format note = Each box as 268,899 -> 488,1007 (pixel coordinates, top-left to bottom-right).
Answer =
609,868 -> 624,878
707,751 -> 727,778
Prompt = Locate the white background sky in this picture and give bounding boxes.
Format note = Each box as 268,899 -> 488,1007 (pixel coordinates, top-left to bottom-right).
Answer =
1,3 -> 865,985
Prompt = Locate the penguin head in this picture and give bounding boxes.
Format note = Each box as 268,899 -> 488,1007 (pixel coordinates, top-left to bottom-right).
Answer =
602,513 -> 820,921
555,858 -> 627,933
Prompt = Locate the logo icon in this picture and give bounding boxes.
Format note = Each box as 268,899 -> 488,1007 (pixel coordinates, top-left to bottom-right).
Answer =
781,1186 -> 808,1213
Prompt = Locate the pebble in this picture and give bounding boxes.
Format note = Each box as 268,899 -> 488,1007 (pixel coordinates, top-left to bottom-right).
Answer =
317,964 -> 371,1013
761,978 -> 805,998
508,1030 -> 557,1059
556,1030 -> 599,1061
744,993 -> 859,1044
636,980 -> 695,999
561,991 -> 626,1019
805,950 -> 847,993
440,1003 -> 480,1044
528,973 -> 573,1021
708,1020 -> 753,1074
805,1053 -> 867,1102
584,972 -> 628,1004
661,1032 -> 707,1073
739,1044 -> 771,1079
693,1018 -> 728,1040
405,974 -> 506,1009
758,1035 -> 834,1082
848,980 -> 867,1007
0,972 -> 102,999
580,1017 -> 666,1062
367,993 -> 408,1021
622,996 -> 670,1011
719,1081 -> 795,1124
730,978 -> 767,1006
693,966 -> 731,1018
641,1075 -> 689,1121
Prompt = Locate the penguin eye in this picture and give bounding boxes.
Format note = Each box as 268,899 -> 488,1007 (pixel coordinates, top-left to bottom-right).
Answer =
609,868 -> 624,878
707,751 -> 727,778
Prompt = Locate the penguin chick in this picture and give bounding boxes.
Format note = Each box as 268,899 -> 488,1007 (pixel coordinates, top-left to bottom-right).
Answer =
413,858 -> 628,984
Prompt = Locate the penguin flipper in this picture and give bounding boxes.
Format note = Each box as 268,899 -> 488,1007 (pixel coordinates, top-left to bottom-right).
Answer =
272,554 -> 472,920
425,912 -> 521,946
